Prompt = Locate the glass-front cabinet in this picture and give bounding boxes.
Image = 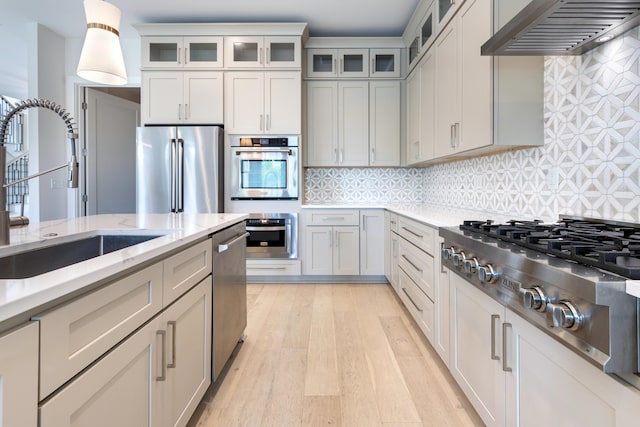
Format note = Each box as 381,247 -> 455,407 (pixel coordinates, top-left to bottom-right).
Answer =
370,49 -> 400,78
408,36 -> 420,70
307,48 -> 399,78
224,36 -> 301,68
142,36 -> 223,68
438,0 -> 462,30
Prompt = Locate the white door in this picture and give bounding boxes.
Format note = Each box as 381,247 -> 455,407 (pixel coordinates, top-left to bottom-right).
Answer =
450,272 -> 506,427
224,72 -> 264,133
264,72 -> 301,134
360,210 -> 385,275
369,80 -> 400,166
338,81 -> 369,166
141,71 -> 182,124
406,68 -> 421,164
434,21 -> 459,158
183,71 -> 223,124
84,88 -> 139,215
305,81 -> 338,166
302,226 -> 333,275
333,226 -> 360,275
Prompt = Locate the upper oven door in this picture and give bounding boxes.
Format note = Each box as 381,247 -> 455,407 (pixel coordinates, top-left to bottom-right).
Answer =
231,146 -> 299,200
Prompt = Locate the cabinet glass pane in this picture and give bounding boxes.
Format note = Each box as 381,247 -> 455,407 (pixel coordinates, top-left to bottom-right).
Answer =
233,42 -> 259,62
421,14 -> 433,46
409,37 -> 419,64
375,54 -> 395,72
270,43 -> 295,62
313,54 -> 334,72
439,0 -> 453,22
149,43 -> 178,62
343,55 -> 364,72
189,43 -> 217,62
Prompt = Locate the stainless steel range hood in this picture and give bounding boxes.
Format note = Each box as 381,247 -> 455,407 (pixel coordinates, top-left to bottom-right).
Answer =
481,0 -> 640,56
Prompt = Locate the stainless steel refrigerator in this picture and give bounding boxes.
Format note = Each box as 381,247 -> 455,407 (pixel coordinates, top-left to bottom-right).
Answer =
136,126 -> 224,214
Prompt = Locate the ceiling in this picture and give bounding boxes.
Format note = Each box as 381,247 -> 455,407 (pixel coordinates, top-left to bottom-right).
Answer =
1,0 -> 421,39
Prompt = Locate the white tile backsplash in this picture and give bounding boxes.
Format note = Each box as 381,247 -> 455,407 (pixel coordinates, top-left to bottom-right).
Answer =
305,27 -> 640,222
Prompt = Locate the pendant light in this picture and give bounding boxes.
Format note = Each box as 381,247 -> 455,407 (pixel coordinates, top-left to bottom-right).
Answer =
76,0 -> 127,85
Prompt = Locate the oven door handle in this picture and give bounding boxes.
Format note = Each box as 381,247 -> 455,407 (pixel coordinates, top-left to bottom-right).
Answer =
217,232 -> 250,253
235,149 -> 293,155
246,226 -> 286,231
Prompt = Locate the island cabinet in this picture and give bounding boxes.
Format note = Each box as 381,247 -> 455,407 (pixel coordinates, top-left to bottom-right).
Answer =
0,321 -> 39,427
37,238 -> 214,427
141,71 -> 223,125
449,271 -> 640,427
224,71 -> 301,134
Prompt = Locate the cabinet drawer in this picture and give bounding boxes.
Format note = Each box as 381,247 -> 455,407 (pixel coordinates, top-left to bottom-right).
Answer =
163,239 -> 212,305
247,259 -> 301,276
304,209 -> 360,226
36,262 -> 164,400
398,216 -> 435,254
399,239 -> 435,300
398,268 -> 434,343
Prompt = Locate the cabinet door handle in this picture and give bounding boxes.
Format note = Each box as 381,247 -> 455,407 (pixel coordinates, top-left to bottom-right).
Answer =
259,47 -> 263,64
266,47 -> 270,64
334,148 -> 338,164
454,122 -> 460,148
167,321 -> 177,368
266,114 -> 271,131
371,57 -> 375,74
329,230 -> 333,248
185,47 -> 189,64
339,149 -> 344,164
322,216 -> 345,221
156,330 -> 167,381
401,254 -> 423,273
440,242 -> 447,273
177,47 -> 181,65
333,58 -> 337,74
362,214 -> 366,232
260,114 -> 264,131
185,103 -> 189,121
370,148 -> 375,164
490,314 -> 500,361
450,124 -> 455,148
335,230 -> 339,248
402,287 -> 423,313
502,322 -> 513,372
178,104 -> 182,121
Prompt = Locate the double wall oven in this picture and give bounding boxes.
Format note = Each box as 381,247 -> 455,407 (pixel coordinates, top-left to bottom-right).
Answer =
229,135 -> 299,200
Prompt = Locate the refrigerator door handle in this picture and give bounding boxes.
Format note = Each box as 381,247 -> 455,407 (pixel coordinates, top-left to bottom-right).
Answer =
177,138 -> 184,212
170,138 -> 177,212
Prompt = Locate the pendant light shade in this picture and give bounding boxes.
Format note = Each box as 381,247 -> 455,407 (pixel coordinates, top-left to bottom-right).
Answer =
77,0 -> 127,85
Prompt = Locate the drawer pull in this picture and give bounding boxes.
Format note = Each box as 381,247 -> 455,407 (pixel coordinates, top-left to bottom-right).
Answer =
218,232 -> 250,253
401,254 -> 423,273
490,314 -> 500,361
249,266 -> 288,270
322,216 -> 345,221
502,322 -> 513,372
402,287 -> 423,313
156,330 -> 167,381
401,226 -> 423,239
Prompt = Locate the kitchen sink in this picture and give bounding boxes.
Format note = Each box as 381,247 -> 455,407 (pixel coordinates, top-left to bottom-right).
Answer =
0,233 -> 165,279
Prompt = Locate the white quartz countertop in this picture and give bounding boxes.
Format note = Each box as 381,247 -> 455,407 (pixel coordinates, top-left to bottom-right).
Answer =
0,213 -> 247,324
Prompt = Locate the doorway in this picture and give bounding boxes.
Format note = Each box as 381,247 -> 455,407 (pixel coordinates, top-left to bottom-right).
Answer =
80,87 -> 140,215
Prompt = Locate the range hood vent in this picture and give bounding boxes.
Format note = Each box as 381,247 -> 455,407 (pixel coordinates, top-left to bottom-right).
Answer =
481,0 -> 640,56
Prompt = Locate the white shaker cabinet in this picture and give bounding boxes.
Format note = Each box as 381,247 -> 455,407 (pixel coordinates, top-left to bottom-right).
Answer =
433,18 -> 459,159
406,48 -> 435,165
369,80 -> 400,166
306,49 -> 369,78
224,71 -> 301,134
0,322 -> 39,427
141,71 -> 223,125
338,81 -> 370,166
39,278 -> 212,427
360,209 -> 385,275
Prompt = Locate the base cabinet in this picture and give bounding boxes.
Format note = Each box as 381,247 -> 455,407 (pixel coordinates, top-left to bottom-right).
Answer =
302,226 -> 360,275
0,322 -> 39,427
39,278 -> 212,427
450,270 -> 640,427
360,210 -> 385,275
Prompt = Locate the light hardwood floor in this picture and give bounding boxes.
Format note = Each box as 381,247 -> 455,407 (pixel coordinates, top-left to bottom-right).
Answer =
192,283 -> 484,427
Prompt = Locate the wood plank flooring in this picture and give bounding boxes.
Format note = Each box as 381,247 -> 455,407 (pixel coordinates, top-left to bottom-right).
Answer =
192,283 -> 484,427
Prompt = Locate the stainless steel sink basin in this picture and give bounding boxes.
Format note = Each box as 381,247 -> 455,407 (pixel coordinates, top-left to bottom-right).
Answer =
0,234 -> 165,279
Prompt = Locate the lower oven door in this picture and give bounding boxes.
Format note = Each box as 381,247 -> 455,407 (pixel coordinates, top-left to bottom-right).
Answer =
246,225 -> 289,258
231,147 -> 298,200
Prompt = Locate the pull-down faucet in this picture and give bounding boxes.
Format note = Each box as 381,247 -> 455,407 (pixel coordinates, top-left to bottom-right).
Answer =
0,98 -> 79,245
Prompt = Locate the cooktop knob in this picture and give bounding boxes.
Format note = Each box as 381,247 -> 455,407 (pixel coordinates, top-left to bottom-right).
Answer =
521,287 -> 547,312
477,264 -> 498,283
452,251 -> 467,267
442,246 -> 455,261
463,257 -> 479,274
546,301 -> 583,331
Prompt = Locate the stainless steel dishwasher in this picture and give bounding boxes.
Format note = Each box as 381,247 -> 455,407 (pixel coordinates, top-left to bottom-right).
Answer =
212,221 -> 249,381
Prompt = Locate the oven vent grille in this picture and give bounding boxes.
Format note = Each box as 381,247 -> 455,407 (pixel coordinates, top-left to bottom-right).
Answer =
482,0 -> 640,56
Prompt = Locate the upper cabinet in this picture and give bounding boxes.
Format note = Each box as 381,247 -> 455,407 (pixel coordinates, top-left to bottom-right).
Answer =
306,48 -> 400,79
408,0 -> 436,71
224,36 -> 302,68
142,36 -> 224,69
437,0 -> 463,30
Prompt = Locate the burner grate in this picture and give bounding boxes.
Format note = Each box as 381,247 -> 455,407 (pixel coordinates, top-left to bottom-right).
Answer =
460,218 -> 640,279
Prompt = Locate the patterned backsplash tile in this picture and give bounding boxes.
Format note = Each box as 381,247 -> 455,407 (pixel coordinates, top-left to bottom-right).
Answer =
305,27 -> 640,222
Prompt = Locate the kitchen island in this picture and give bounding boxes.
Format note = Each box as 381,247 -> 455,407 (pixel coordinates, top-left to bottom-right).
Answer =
0,213 -> 247,427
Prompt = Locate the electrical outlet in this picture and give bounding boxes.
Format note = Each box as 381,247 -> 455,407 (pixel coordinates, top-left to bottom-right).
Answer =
547,167 -> 559,191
